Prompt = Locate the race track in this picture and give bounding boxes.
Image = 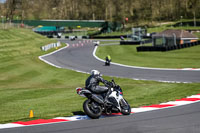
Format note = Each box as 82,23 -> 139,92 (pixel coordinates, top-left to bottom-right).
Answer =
41,40 -> 200,83
1,39 -> 200,133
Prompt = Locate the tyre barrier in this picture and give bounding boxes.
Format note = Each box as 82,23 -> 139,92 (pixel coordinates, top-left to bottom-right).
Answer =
120,40 -> 141,45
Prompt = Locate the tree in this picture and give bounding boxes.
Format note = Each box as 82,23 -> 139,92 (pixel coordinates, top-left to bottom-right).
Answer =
187,0 -> 199,26
1,0 -> 199,24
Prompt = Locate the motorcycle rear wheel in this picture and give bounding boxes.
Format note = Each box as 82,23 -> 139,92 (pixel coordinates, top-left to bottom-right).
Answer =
83,99 -> 102,119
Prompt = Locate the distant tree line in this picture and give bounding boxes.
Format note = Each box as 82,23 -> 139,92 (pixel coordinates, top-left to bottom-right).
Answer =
0,0 -> 199,24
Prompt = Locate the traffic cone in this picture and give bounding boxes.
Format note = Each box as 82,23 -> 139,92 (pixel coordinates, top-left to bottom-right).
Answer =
29,110 -> 34,118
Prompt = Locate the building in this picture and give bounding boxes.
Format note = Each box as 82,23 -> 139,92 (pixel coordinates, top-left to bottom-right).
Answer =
152,29 -> 198,46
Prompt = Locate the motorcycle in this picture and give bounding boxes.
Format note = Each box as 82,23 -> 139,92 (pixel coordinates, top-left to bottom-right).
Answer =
105,59 -> 111,66
76,79 -> 131,119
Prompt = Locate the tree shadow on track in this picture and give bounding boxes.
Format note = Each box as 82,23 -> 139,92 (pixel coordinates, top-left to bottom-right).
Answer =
73,111 -> 85,115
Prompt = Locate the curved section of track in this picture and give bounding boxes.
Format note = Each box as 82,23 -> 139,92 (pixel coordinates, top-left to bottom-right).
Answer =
41,40 -> 200,83
1,101 -> 200,133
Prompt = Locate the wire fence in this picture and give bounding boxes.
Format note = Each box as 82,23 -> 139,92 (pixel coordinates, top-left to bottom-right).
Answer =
0,22 -> 32,29
153,34 -> 177,46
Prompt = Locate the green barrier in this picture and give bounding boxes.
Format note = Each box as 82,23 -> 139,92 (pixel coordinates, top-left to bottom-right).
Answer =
12,20 -> 106,28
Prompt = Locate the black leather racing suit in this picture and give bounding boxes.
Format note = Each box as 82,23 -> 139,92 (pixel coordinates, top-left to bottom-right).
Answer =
85,75 -> 111,105
85,75 -> 112,105
85,75 -> 108,94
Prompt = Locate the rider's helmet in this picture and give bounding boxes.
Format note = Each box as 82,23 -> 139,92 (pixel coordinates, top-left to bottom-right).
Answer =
91,70 -> 100,76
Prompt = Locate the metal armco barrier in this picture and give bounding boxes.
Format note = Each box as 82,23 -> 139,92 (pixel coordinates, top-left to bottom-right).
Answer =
41,42 -> 61,51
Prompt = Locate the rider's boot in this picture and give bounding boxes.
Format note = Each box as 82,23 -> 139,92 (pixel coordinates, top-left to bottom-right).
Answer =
104,89 -> 112,106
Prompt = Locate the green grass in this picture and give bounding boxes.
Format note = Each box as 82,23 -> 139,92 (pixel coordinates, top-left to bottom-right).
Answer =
0,28 -> 199,123
96,45 -> 200,68
99,40 -> 120,45
98,31 -> 131,36
0,28 -> 89,123
147,25 -> 200,33
97,25 -> 200,37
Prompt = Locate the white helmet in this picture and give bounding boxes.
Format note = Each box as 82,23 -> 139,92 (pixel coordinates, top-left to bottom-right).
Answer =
91,70 -> 100,76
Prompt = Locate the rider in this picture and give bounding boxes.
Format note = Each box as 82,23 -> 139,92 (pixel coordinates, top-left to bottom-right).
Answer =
106,55 -> 111,62
105,55 -> 111,66
85,70 -> 111,105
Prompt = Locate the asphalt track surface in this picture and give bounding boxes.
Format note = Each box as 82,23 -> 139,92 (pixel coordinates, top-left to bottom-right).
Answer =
41,40 -> 200,83
1,40 -> 200,133
1,102 -> 200,133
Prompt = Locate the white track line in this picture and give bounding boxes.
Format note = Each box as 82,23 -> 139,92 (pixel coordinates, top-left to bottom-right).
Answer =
1,94 -> 199,129
38,43 -> 90,74
93,45 -> 200,71
38,44 -> 69,68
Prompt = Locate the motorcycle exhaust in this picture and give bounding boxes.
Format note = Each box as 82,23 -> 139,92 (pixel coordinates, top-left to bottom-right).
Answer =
91,94 -> 104,104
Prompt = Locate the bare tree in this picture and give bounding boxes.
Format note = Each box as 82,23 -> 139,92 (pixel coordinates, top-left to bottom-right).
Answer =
1,0 -> 200,25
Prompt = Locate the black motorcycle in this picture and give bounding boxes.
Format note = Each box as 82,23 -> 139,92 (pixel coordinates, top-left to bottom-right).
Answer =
76,79 -> 131,119
105,59 -> 111,66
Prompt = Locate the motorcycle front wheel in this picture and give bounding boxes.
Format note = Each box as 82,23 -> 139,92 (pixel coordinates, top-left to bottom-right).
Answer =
83,99 -> 102,119
120,99 -> 131,115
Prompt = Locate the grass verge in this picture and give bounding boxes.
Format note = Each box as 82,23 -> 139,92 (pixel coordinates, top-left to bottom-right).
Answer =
96,44 -> 200,68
